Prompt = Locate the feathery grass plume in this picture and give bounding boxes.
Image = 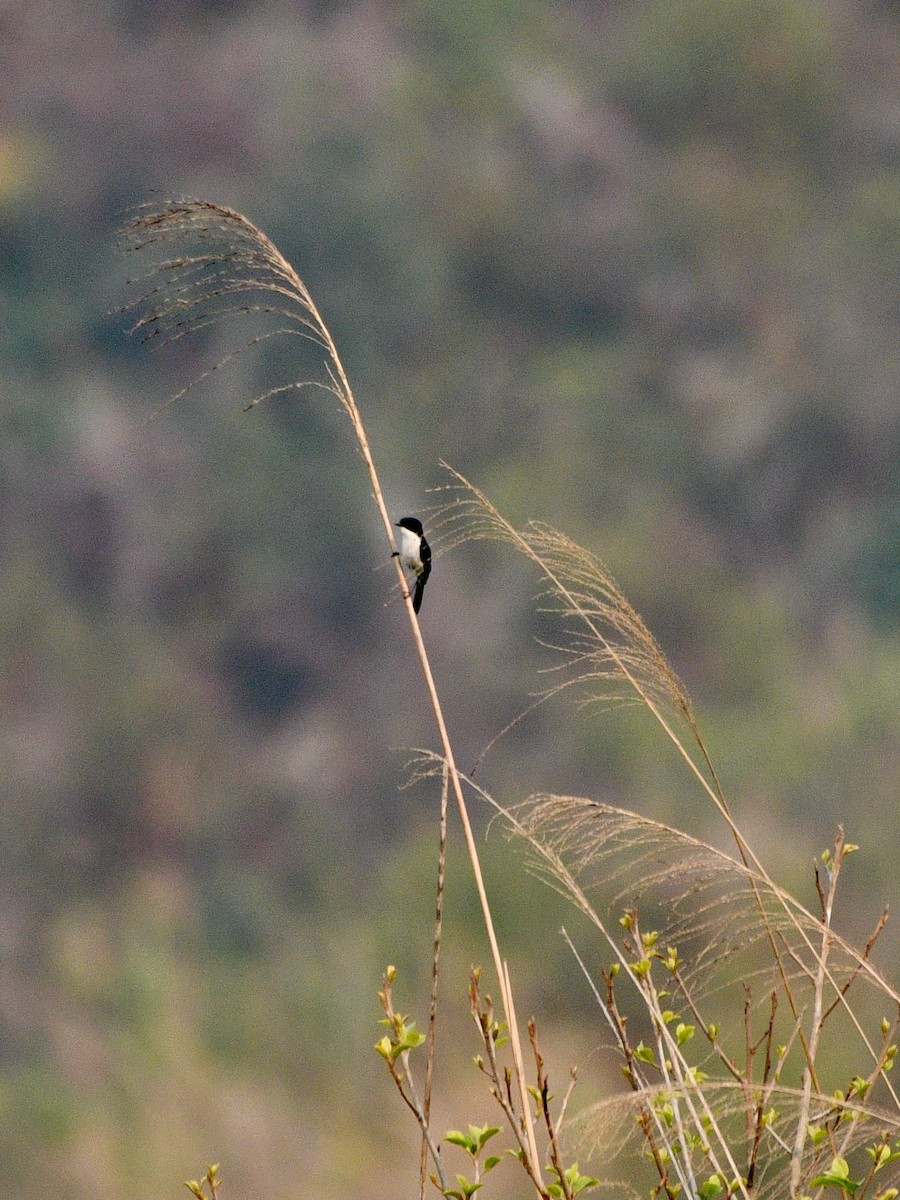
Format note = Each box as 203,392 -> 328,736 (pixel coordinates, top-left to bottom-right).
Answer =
506,796 -> 898,1011
430,767 -> 900,1200
121,202 -> 899,1200
120,198 -> 545,1190
119,198 -> 349,422
433,474 -> 689,720
432,472 -> 900,1195
432,465 -> 732,812
566,1081 -> 900,1200
416,447 -> 900,1196
433,470 -> 839,1020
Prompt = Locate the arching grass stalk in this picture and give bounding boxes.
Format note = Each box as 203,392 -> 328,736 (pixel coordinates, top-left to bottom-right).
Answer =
119,198 -> 542,1184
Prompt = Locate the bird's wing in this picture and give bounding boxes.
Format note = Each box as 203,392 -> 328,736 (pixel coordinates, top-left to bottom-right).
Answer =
412,543 -> 431,614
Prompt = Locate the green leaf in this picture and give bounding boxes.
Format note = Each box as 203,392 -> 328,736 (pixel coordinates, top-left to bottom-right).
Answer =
445,1130 -> 475,1152
474,1125 -> 501,1151
570,1171 -> 601,1194
676,1023 -> 695,1046
634,1041 -> 656,1064
869,1142 -> 900,1171
698,1174 -> 724,1197
398,1022 -> 426,1051
810,1157 -> 861,1194
548,1162 -> 600,1196
445,1126 -> 501,1160
662,947 -> 682,972
448,1173 -> 481,1198
374,1035 -> 396,1061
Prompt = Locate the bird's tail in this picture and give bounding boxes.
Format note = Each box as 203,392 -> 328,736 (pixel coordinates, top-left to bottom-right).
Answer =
413,574 -> 426,614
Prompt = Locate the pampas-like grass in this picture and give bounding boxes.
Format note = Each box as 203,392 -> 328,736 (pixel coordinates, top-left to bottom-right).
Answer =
422,472 -> 899,1199
123,198 -> 898,1200
121,198 -> 543,1195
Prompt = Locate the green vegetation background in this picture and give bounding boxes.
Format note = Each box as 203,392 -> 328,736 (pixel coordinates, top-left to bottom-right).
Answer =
0,1 -> 897,1195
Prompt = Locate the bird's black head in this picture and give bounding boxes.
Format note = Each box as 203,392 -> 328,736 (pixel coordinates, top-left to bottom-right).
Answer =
396,516 -> 423,535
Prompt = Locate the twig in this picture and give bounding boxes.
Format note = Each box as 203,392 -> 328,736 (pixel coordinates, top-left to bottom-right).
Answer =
421,761 -> 449,1199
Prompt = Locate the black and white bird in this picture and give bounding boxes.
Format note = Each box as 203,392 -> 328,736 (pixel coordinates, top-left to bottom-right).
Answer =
394,516 -> 431,614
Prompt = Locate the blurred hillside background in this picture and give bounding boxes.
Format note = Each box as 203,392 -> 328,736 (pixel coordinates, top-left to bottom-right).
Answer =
0,0 -> 898,1195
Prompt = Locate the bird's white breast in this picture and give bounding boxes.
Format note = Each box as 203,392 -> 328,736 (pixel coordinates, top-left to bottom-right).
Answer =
397,525 -> 423,573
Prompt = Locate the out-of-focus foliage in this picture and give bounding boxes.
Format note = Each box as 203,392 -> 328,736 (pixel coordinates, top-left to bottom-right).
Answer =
0,1 -> 897,1196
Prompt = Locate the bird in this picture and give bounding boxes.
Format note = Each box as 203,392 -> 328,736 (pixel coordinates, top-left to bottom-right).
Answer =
394,516 -> 431,614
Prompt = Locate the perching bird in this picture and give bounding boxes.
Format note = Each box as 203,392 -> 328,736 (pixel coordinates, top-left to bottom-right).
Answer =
394,516 -> 431,614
